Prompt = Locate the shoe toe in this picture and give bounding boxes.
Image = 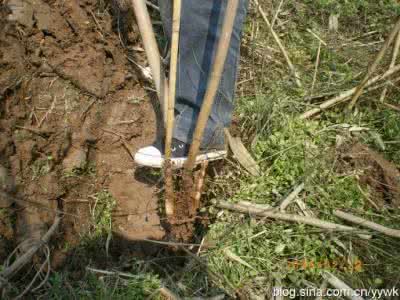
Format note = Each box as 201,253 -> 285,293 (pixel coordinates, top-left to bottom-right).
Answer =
134,146 -> 164,168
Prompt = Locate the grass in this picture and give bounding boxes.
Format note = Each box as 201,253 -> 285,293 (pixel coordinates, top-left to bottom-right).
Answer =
89,189 -> 116,239
31,155 -> 53,180
196,0 -> 400,296
62,162 -> 96,179
45,270 -> 162,299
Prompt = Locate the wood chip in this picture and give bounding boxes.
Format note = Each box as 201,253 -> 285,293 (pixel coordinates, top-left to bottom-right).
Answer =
225,129 -> 261,176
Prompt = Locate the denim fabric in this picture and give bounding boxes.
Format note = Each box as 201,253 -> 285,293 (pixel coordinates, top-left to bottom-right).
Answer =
159,0 -> 248,148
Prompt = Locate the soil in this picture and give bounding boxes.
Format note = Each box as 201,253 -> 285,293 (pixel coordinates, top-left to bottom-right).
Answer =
0,0 -> 166,267
337,142 -> 400,209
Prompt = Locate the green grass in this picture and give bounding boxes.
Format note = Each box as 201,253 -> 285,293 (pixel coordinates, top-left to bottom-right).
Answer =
197,0 -> 400,295
44,271 -> 162,300
89,189 -> 116,239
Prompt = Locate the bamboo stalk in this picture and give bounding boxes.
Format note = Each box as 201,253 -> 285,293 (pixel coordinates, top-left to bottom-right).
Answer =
348,18 -> 400,110
192,161 -> 209,215
334,210 -> 400,238
164,0 -> 182,217
184,0 -> 239,172
86,267 -> 139,279
380,31 -> 400,102
165,0 -> 181,160
311,42 -> 322,96
253,0 -> 302,88
131,0 -> 168,124
216,200 -> 372,239
279,183 -> 305,211
322,272 -> 364,300
301,65 -> 400,119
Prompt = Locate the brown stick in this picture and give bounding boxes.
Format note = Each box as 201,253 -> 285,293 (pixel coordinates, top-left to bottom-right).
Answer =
334,210 -> 400,238
184,0 -> 239,172
301,65 -> 400,119
164,0 -> 182,217
253,0 -> 302,88
216,200 -> 371,239
131,0 -> 168,124
348,18 -> 400,110
380,31 -> 400,102
0,214 -> 61,289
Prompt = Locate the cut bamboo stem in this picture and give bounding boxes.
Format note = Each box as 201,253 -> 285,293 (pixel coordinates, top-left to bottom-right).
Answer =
301,65 -> 400,119
322,272 -> 365,300
86,267 -> 139,279
311,42 -> 322,96
334,210 -> 400,238
279,182 -> 304,211
164,0 -> 182,217
131,0 -> 168,124
380,30 -> 400,102
192,161 -> 209,215
216,200 -> 372,239
184,0 -> 239,172
348,18 -> 400,110
253,0 -> 302,88
165,0 -> 181,160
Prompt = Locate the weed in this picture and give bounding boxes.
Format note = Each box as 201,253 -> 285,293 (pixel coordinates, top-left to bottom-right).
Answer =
89,189 -> 116,238
31,156 -> 53,180
127,95 -> 145,105
63,162 -> 96,178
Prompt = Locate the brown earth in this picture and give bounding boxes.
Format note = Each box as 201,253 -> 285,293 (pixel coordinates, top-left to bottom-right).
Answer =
0,0 -> 166,267
337,142 -> 400,210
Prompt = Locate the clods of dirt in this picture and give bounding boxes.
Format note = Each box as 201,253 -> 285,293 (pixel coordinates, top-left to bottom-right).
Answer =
0,0 -> 166,267
337,142 -> 400,209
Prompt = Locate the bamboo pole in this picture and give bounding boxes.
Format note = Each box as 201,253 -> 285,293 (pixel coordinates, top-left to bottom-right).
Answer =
184,0 -> 239,172
131,0 -> 168,124
164,0 -> 182,217
301,65 -> 400,119
216,200 -> 372,239
165,0 -> 181,160
334,210 -> 400,239
348,18 -> 400,110
380,31 -> 400,102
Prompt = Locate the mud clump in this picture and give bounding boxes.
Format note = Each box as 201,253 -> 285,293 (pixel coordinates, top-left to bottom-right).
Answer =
337,142 -> 400,209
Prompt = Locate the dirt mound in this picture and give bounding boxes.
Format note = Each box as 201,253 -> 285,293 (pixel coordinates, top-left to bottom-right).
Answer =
0,0 -> 165,267
337,142 -> 400,209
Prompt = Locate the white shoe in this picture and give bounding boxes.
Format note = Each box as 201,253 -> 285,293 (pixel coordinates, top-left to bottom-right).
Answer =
134,139 -> 227,169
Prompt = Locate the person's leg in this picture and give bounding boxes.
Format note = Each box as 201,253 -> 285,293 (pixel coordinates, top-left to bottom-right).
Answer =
135,0 -> 248,168
161,0 -> 248,148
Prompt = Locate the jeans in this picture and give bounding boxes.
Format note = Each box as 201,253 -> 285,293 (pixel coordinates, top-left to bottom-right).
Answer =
159,0 -> 248,148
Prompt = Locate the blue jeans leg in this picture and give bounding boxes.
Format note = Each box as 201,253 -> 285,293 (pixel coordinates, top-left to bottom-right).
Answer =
159,0 -> 248,148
